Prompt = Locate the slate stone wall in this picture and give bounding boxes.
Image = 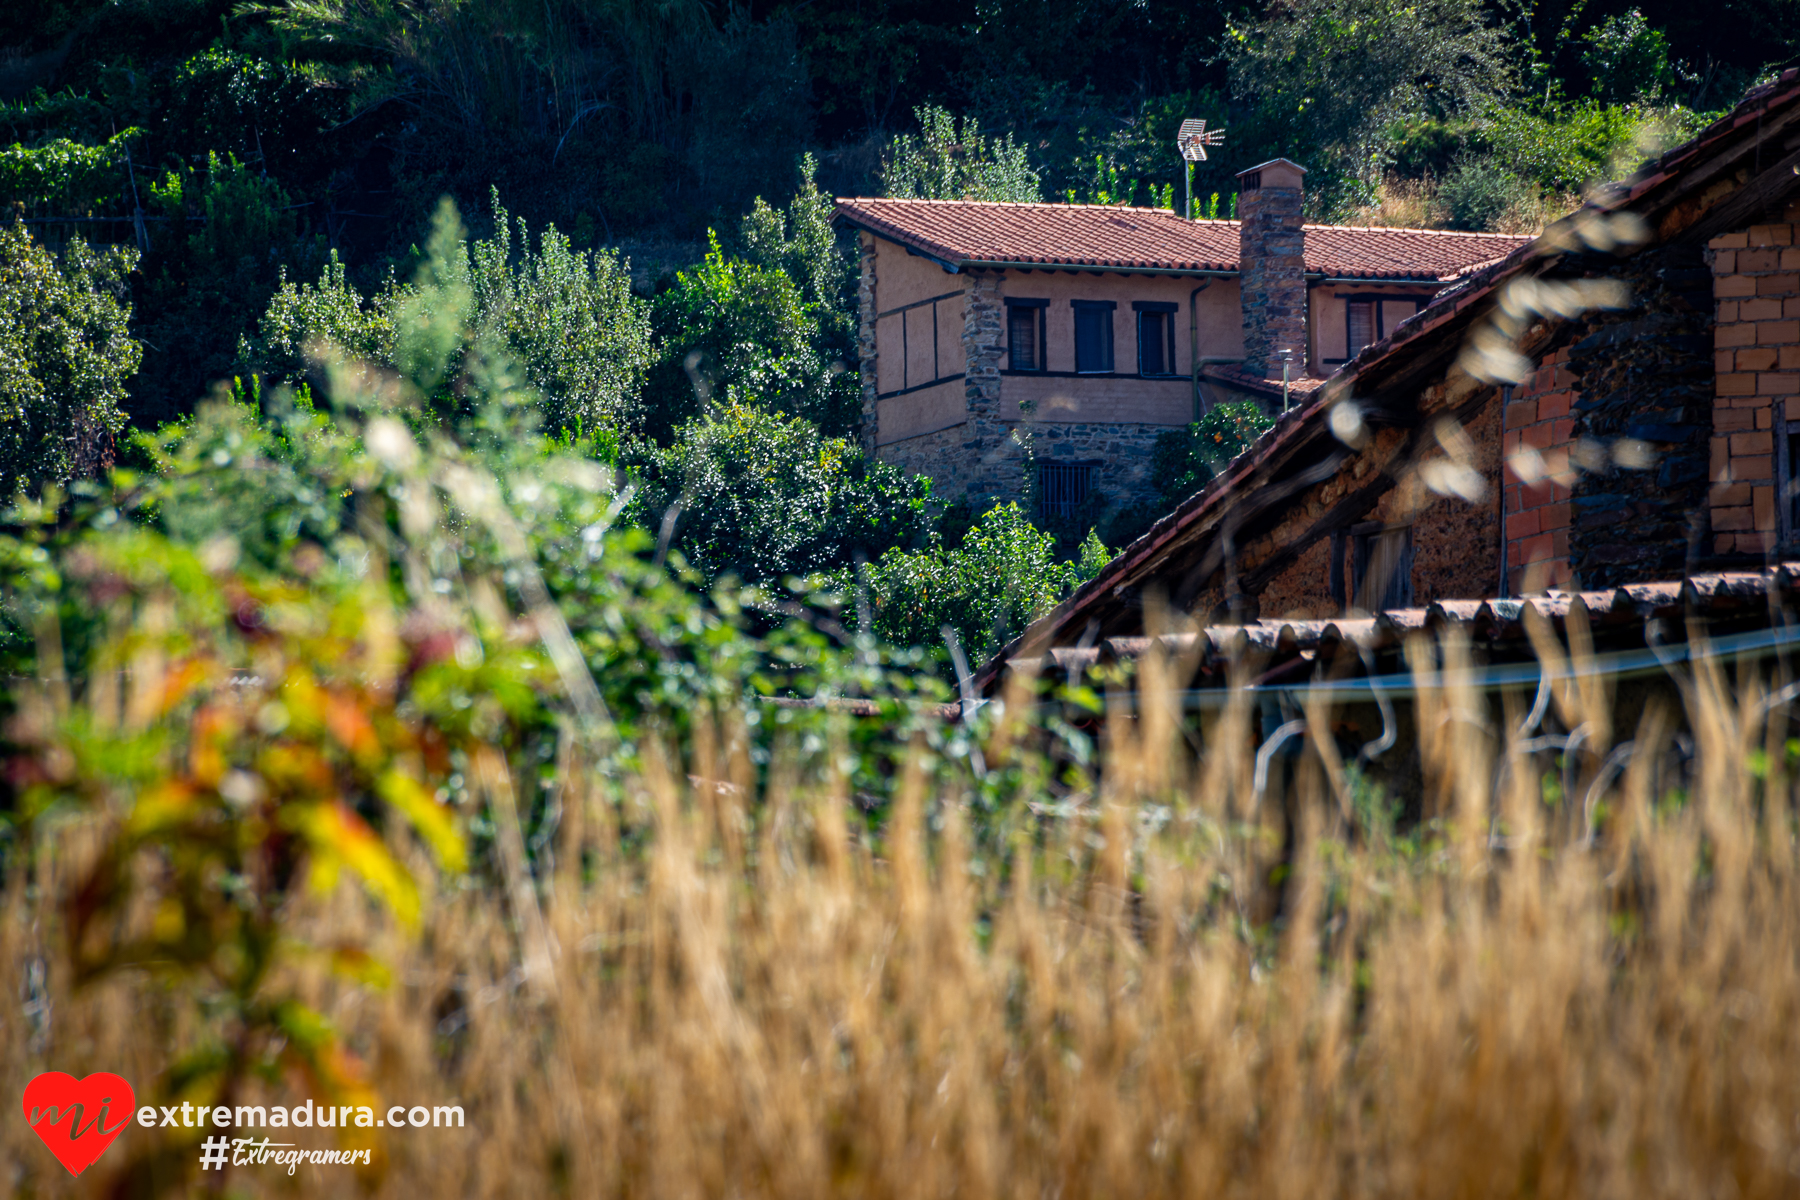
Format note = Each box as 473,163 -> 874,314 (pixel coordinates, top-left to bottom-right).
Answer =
1565,242 -> 1716,587
857,233 -> 880,454
1238,184 -> 1307,377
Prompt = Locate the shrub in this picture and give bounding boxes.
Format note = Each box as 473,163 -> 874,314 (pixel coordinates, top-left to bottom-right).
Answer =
625,401 -> 932,586
1151,402 -> 1275,510
247,196 -> 652,438
881,105 -> 1041,203
1439,156 -> 1536,232
644,231 -> 857,441
847,501 -> 1078,661
0,221 -> 139,493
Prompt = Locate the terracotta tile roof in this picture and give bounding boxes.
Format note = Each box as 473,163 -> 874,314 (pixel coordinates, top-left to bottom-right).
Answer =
1202,363 -> 1332,399
832,198 -> 1530,281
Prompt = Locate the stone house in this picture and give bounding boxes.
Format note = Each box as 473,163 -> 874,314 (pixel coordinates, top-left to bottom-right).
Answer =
967,68 -> 1800,696
832,169 -> 1527,517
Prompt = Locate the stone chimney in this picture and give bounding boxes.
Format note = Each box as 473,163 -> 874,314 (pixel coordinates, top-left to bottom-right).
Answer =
1236,158 -> 1308,378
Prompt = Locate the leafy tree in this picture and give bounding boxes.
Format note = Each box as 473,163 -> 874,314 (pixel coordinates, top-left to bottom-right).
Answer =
0,221 -> 139,494
847,502 -> 1078,662
625,401 -> 932,586
1151,402 -> 1274,510
644,230 -> 858,441
1580,10 -> 1686,105
881,105 -> 1041,204
1226,0 -> 1512,206
246,197 -> 652,438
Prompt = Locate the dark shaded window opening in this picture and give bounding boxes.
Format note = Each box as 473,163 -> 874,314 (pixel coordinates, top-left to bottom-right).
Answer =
1007,302 -> 1046,371
1073,300 -> 1115,374
1038,461 -> 1096,519
1134,301 -> 1178,376
1330,523 -> 1414,612
1780,424 -> 1800,545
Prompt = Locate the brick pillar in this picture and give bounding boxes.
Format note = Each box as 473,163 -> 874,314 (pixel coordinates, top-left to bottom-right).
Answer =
1237,159 -> 1309,378
1707,208 -> 1800,557
857,233 -> 879,455
960,272 -> 1021,503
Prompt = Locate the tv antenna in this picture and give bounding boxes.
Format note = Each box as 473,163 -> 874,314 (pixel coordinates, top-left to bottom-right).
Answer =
1176,118 -> 1226,219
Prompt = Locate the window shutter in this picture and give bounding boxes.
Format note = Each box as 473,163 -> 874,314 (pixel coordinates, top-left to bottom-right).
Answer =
1138,312 -> 1166,375
1347,300 -> 1376,357
1008,306 -> 1037,370
1076,309 -> 1102,373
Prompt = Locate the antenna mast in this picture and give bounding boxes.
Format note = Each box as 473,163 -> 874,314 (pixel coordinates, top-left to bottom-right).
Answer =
1176,119 -> 1226,220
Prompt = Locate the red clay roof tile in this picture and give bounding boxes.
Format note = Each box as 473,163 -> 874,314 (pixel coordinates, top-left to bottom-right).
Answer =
833,198 -> 1531,281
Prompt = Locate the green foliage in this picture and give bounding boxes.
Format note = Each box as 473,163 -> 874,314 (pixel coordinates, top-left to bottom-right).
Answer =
645,230 -> 857,440
847,502 -> 1078,662
250,253 -> 404,383
247,196 -> 651,437
1076,528 -> 1112,582
1151,403 -> 1274,510
132,151 -> 324,428
1225,0 -> 1512,201
882,105 -> 1041,204
625,401 -> 932,586
0,127 -> 138,212
0,221 -> 139,494
738,154 -> 854,331
1479,101 -> 1698,192
1439,157 -> 1535,231
1581,10 -> 1686,105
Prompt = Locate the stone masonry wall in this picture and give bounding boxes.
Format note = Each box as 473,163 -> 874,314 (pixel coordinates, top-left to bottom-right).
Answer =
1502,344 -> 1578,590
1239,183 -> 1307,376
959,273 -> 1024,502
1034,421 -> 1170,510
1709,206 -> 1800,555
857,233 -> 880,454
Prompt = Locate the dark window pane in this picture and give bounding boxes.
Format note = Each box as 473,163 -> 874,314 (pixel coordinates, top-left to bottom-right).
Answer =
1075,307 -> 1112,373
1347,300 -> 1376,356
1008,306 -> 1037,370
1139,312 -> 1167,374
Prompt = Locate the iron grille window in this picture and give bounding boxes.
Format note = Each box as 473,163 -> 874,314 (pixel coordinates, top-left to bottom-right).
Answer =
1073,300 -> 1115,374
1134,301 -> 1178,376
1007,301 -> 1046,370
1038,461 -> 1095,519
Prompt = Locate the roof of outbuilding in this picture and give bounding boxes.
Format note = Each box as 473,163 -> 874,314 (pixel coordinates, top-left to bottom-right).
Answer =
832,197 -> 1532,281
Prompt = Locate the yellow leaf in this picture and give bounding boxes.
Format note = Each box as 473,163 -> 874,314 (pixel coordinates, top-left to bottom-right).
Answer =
289,802 -> 421,930
377,769 -> 467,873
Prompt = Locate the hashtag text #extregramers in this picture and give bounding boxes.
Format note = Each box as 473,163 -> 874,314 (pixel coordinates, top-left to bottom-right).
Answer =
198,1135 -> 375,1175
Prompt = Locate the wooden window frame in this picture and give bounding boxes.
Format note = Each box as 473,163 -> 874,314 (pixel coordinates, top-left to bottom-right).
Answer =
1777,412 -> 1800,548
1072,300 -> 1116,375
1006,298 -> 1048,372
1329,522 -> 1415,612
1133,300 -> 1179,377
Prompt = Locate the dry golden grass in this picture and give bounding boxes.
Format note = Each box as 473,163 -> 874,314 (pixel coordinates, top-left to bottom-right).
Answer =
8,635 -> 1800,1198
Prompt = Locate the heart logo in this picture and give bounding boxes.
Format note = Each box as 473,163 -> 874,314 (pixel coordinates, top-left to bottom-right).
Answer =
22,1072 -> 136,1176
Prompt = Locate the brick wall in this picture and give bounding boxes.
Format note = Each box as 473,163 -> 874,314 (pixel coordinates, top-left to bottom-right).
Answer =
1501,345 -> 1577,590
1709,210 -> 1800,554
